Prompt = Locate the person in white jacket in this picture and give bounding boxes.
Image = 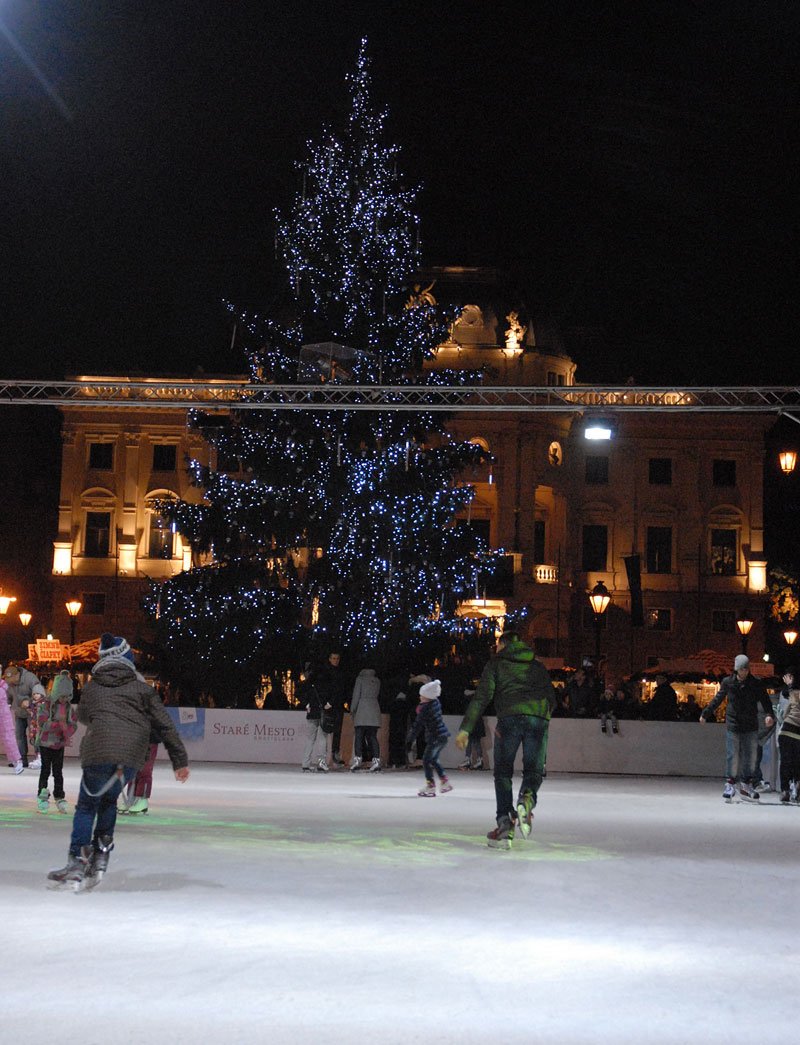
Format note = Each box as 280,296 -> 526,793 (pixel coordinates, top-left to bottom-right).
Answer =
349,667 -> 382,772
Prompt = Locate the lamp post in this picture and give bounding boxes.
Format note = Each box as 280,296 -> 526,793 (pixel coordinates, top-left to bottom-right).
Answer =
65,598 -> 82,647
784,627 -> 798,647
588,581 -> 611,663
736,613 -> 754,654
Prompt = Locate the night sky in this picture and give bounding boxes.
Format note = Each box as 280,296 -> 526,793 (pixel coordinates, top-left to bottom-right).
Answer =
1,0 -> 798,387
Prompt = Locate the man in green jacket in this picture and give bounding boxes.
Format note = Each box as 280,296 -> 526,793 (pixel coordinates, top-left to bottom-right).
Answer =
456,631 -> 556,850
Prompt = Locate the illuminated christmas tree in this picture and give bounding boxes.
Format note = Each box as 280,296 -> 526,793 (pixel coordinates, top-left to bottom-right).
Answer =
146,42 -> 499,702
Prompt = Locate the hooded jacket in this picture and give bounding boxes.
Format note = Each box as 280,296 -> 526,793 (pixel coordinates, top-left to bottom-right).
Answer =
78,659 -> 188,771
460,637 -> 556,736
32,672 -> 77,751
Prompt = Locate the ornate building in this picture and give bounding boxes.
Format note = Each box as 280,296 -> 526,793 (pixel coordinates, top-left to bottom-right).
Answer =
51,269 -> 770,679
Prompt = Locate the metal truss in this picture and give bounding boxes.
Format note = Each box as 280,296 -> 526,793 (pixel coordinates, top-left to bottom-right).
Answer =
1,378 -> 800,413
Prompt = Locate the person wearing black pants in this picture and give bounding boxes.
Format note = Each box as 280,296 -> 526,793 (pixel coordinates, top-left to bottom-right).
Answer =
778,688 -> 800,803
39,746 -> 66,807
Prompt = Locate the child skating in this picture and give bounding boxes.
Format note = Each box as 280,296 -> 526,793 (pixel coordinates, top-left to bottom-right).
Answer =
31,669 -> 77,813
407,679 -> 453,796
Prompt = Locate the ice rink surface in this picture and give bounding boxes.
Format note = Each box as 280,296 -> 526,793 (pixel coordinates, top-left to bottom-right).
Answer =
2,762 -> 798,1044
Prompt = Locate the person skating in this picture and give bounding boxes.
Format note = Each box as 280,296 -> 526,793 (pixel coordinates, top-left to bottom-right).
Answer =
0,666 -> 24,774
777,688 -> 800,804
406,679 -> 452,796
349,665 -> 382,772
699,653 -> 774,802
456,631 -> 556,850
47,633 -> 189,892
3,664 -> 45,769
31,669 -> 77,813
316,651 -> 349,766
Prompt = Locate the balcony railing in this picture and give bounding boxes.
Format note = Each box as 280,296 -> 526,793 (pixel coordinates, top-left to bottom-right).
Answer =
533,563 -> 559,584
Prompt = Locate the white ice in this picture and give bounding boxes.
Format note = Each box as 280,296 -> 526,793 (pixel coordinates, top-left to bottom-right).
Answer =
2,764 -> 797,1044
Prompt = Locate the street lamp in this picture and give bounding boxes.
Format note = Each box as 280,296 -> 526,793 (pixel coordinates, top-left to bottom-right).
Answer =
779,450 -> 797,475
736,613 -> 754,654
18,612 -> 31,628
0,593 -> 17,618
65,598 -> 82,646
784,628 -> 798,646
588,581 -> 611,662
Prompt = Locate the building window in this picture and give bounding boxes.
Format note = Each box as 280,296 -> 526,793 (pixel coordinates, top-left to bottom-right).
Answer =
533,519 -> 546,563
649,458 -> 672,485
710,528 -> 737,575
582,525 -> 607,572
148,513 -> 175,559
712,609 -> 737,633
81,592 -> 106,616
88,442 -> 114,470
646,608 -> 672,631
646,526 -> 672,574
152,444 -> 177,472
713,459 -> 736,487
585,456 -> 609,485
85,512 -> 111,557
547,371 -> 557,386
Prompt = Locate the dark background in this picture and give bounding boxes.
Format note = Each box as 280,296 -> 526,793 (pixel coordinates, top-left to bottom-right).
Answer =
1,1 -> 798,631
1,1 -> 797,384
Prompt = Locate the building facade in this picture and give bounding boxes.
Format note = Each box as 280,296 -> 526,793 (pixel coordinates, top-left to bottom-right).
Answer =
50,271 -> 771,679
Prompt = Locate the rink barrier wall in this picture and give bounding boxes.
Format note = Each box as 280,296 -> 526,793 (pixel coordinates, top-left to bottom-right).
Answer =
62,710 -> 763,780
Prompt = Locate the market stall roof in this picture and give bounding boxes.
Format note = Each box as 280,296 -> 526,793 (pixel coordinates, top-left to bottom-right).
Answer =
642,649 -> 775,679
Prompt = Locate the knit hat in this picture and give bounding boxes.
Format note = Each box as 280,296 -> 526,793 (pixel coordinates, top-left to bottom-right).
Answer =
419,679 -> 441,701
734,654 -> 750,671
98,632 -> 135,664
50,669 -> 73,700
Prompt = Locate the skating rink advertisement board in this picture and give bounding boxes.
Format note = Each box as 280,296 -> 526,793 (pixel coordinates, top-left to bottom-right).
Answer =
61,709 -> 765,779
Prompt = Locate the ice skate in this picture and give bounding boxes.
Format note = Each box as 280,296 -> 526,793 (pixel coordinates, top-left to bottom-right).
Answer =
81,835 -> 114,892
55,798 -> 69,814
472,759 -> 485,771
515,791 -> 534,839
349,757 -> 361,772
417,782 -> 436,797
738,783 -> 759,802
28,756 -> 42,771
37,788 -> 50,814
457,758 -> 471,771
790,781 -> 798,804
487,816 -> 514,851
722,781 -> 735,802
126,796 -> 149,814
317,758 -> 330,773
47,846 -> 92,891
368,757 -> 381,773
780,790 -> 791,804
439,778 -> 453,793
13,760 -> 24,775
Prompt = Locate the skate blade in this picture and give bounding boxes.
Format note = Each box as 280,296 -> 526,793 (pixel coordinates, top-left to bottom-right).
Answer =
487,839 -> 512,851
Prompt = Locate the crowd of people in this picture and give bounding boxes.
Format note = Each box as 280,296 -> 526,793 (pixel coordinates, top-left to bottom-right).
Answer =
5,629 -> 800,888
